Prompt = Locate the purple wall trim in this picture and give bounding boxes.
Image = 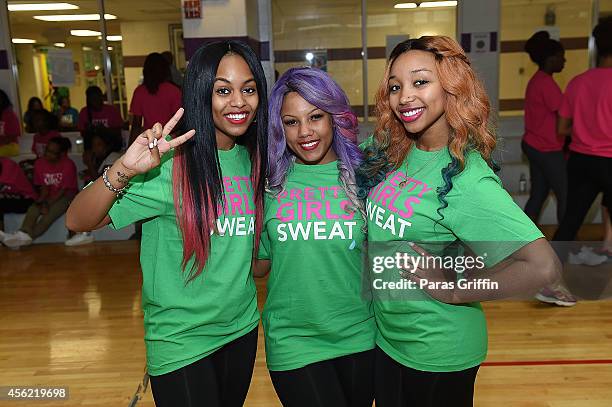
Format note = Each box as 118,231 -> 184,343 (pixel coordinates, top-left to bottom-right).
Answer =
184,37 -> 270,61
0,50 -> 8,70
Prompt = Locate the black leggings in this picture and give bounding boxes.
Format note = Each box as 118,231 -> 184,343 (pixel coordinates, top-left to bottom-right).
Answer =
0,197 -> 33,229
269,349 -> 375,407
149,327 -> 258,407
374,347 -> 479,407
554,152 -> 612,241
521,141 -> 567,223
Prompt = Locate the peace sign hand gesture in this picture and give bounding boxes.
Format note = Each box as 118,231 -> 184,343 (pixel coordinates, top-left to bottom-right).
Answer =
120,108 -> 195,177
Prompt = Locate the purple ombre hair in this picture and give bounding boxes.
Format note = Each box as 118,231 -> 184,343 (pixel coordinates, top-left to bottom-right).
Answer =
268,67 -> 364,217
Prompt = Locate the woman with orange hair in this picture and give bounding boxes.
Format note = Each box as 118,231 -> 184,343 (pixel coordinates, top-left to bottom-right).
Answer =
357,36 -> 560,406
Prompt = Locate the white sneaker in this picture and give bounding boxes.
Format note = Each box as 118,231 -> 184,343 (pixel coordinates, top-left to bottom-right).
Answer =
3,231 -> 33,249
535,286 -> 577,307
65,232 -> 95,246
568,246 -> 607,266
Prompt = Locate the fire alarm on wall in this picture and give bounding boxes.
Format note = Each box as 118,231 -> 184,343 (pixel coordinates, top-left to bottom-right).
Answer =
184,0 -> 201,19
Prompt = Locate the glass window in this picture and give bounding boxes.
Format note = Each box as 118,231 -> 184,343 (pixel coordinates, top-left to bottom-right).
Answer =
8,3 -> 125,123
272,0 -> 363,115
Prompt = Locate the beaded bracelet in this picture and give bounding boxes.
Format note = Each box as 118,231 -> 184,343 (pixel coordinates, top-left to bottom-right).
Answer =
102,167 -> 129,197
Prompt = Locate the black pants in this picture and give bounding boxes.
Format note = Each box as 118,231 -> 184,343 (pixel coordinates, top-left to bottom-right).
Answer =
0,197 -> 34,229
553,152 -> 612,241
269,349 -> 375,407
374,347 -> 479,407
521,141 -> 567,223
149,327 -> 258,407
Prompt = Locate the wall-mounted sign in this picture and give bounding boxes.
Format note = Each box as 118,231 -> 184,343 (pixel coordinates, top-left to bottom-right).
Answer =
183,1 -> 201,19
461,32 -> 498,54
47,49 -> 75,87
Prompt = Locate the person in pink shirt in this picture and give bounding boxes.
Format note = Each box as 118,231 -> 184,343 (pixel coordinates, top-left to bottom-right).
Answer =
31,110 -> 61,158
3,136 -> 77,248
553,17 -> 612,250
0,157 -> 37,241
129,52 -> 182,144
522,31 -> 567,224
0,89 -> 22,157
78,86 -> 123,149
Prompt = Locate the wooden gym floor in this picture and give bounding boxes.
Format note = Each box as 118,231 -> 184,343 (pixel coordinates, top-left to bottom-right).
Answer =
1,229 -> 611,406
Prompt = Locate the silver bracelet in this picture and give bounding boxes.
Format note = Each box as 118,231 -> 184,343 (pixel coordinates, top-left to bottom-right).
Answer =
102,167 -> 129,197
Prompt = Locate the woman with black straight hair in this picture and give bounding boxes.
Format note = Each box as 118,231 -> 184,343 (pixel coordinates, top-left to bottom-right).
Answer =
66,40 -> 268,407
129,52 -> 182,143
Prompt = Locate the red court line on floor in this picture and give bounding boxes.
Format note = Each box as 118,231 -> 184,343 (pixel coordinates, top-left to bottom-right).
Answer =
483,359 -> 612,367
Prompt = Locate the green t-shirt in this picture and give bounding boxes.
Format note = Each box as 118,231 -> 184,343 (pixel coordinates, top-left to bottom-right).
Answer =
258,161 -> 376,371
108,145 -> 260,376
366,145 -> 543,372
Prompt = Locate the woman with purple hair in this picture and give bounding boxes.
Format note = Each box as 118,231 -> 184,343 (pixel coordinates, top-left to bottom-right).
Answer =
253,67 -> 375,406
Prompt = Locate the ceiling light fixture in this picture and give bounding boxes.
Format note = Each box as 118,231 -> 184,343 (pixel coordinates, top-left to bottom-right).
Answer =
418,1 -> 458,8
34,14 -> 116,22
394,3 -> 418,8
71,29 -> 101,36
105,35 -> 122,41
54,42 -> 66,47
8,3 -> 78,11
11,38 -> 37,44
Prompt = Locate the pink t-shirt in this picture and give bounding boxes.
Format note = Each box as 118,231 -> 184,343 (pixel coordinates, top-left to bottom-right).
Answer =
130,82 -> 182,129
523,70 -> 565,152
559,67 -> 612,158
0,157 -> 37,200
0,108 -> 21,144
33,155 -> 78,200
78,104 -> 124,131
32,130 -> 61,158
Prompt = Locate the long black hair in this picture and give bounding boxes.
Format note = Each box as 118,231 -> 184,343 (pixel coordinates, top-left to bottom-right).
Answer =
0,89 -> 11,113
173,40 -> 268,281
143,52 -> 171,94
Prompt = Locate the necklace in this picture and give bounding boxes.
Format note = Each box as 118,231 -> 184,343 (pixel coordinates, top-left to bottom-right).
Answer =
397,147 -> 444,188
